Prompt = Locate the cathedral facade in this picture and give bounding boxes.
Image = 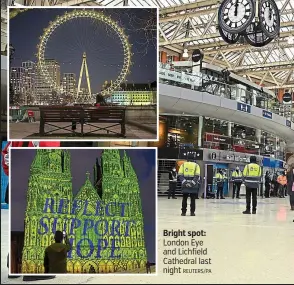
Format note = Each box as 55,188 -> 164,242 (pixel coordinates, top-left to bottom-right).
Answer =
21,149 -> 147,274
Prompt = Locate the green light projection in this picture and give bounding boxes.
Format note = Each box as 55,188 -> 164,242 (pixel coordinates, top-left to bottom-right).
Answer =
21,149 -> 147,274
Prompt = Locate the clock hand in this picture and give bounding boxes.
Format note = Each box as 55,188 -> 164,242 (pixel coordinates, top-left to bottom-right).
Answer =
269,7 -> 272,21
234,0 -> 239,17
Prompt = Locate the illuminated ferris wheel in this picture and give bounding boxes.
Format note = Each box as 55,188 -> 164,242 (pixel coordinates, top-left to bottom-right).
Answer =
37,9 -> 132,98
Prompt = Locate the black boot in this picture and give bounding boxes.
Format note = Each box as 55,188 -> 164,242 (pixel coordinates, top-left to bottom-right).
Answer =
181,213 -> 186,216
243,210 -> 251,214
190,212 -> 195,216
252,210 -> 256,214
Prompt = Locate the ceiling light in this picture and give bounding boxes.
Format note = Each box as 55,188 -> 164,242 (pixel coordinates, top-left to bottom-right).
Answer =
182,49 -> 189,58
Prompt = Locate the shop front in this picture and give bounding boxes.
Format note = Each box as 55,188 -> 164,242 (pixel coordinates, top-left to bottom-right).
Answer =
157,148 -> 203,196
202,149 -> 263,198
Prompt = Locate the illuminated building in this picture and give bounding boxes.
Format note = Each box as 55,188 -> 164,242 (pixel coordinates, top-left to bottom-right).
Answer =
10,67 -> 25,105
21,149 -> 147,274
106,83 -> 157,106
22,61 -> 36,105
35,59 -> 60,105
62,73 -> 76,104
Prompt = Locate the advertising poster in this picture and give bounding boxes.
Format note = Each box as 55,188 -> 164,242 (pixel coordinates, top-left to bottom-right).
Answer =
10,148 -> 156,275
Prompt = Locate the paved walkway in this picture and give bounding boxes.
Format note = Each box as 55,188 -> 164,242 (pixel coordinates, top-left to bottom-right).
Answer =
2,197 -> 293,284
9,122 -> 156,140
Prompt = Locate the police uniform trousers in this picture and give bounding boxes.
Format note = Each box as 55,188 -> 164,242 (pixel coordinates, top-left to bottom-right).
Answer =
181,189 -> 197,214
264,183 -> 270,198
168,181 -> 177,198
278,185 -> 285,198
217,185 -> 224,199
245,187 -> 257,211
233,182 -> 241,198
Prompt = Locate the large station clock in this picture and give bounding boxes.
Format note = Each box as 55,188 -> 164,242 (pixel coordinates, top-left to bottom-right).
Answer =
259,0 -> 280,38
218,26 -> 241,44
243,21 -> 274,47
218,0 -> 255,34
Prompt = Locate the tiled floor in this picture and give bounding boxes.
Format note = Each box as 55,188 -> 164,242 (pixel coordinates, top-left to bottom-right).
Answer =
1,197 -> 293,284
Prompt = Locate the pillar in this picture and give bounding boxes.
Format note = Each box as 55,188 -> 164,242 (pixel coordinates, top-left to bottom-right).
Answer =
256,129 -> 261,144
252,93 -> 257,106
198,116 -> 203,147
227,122 -> 232,137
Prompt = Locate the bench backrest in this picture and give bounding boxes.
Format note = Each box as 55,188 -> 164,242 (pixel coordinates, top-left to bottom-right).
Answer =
40,107 -> 125,122
83,108 -> 125,121
40,108 -> 83,122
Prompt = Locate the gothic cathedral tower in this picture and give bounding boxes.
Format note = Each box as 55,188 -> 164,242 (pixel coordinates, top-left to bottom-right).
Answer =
22,149 -> 73,273
100,150 -> 147,272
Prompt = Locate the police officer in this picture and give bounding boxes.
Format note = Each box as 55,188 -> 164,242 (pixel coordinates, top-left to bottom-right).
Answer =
232,166 -> 242,199
242,156 -> 262,214
215,169 -> 225,199
178,153 -> 201,216
168,167 -> 177,199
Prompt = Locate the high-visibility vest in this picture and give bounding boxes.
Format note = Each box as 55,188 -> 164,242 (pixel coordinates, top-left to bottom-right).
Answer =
215,173 -> 225,180
243,163 -> 261,188
277,175 -> 287,186
178,161 -> 200,187
232,170 -> 242,182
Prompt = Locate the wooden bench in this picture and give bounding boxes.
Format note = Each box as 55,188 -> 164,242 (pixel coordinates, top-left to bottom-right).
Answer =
39,107 -> 83,136
39,106 -> 126,137
82,107 -> 126,137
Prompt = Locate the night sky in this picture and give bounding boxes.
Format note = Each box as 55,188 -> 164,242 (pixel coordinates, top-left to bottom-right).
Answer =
10,8 -> 157,93
10,148 -> 156,263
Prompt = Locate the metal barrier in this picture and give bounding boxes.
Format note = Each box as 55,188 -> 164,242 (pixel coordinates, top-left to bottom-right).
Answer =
159,65 -> 294,122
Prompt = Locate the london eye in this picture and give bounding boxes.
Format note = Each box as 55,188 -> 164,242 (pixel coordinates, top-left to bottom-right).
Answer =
37,9 -> 132,103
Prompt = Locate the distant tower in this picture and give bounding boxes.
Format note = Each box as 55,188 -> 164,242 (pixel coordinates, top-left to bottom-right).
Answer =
76,52 -> 92,104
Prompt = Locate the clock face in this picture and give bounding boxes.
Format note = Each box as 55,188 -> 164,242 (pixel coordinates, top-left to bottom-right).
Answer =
259,0 -> 280,38
218,0 -> 255,34
218,25 -> 241,44
244,21 -> 273,47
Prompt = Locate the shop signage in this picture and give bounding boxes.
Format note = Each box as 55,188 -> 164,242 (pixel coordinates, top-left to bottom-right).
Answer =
282,92 -> 292,103
210,152 -> 217,160
192,49 -> 204,63
237,102 -> 251,113
206,133 -> 231,145
262,110 -> 272,119
179,149 -> 203,160
221,153 -> 250,163
286,120 -> 291,128
159,67 -> 202,86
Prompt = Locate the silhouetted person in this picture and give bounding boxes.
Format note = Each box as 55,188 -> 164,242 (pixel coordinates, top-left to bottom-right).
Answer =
264,171 -> 271,198
44,231 -> 71,274
146,261 -> 151,273
168,167 -> 177,199
215,169 -> 225,199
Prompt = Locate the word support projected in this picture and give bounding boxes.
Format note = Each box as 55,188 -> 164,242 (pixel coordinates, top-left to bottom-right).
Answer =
162,229 -> 212,275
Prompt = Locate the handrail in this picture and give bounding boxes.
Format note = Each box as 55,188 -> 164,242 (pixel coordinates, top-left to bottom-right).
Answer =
159,64 -> 294,122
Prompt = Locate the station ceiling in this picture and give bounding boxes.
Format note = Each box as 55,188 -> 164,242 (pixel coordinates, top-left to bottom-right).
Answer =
11,0 -> 294,89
